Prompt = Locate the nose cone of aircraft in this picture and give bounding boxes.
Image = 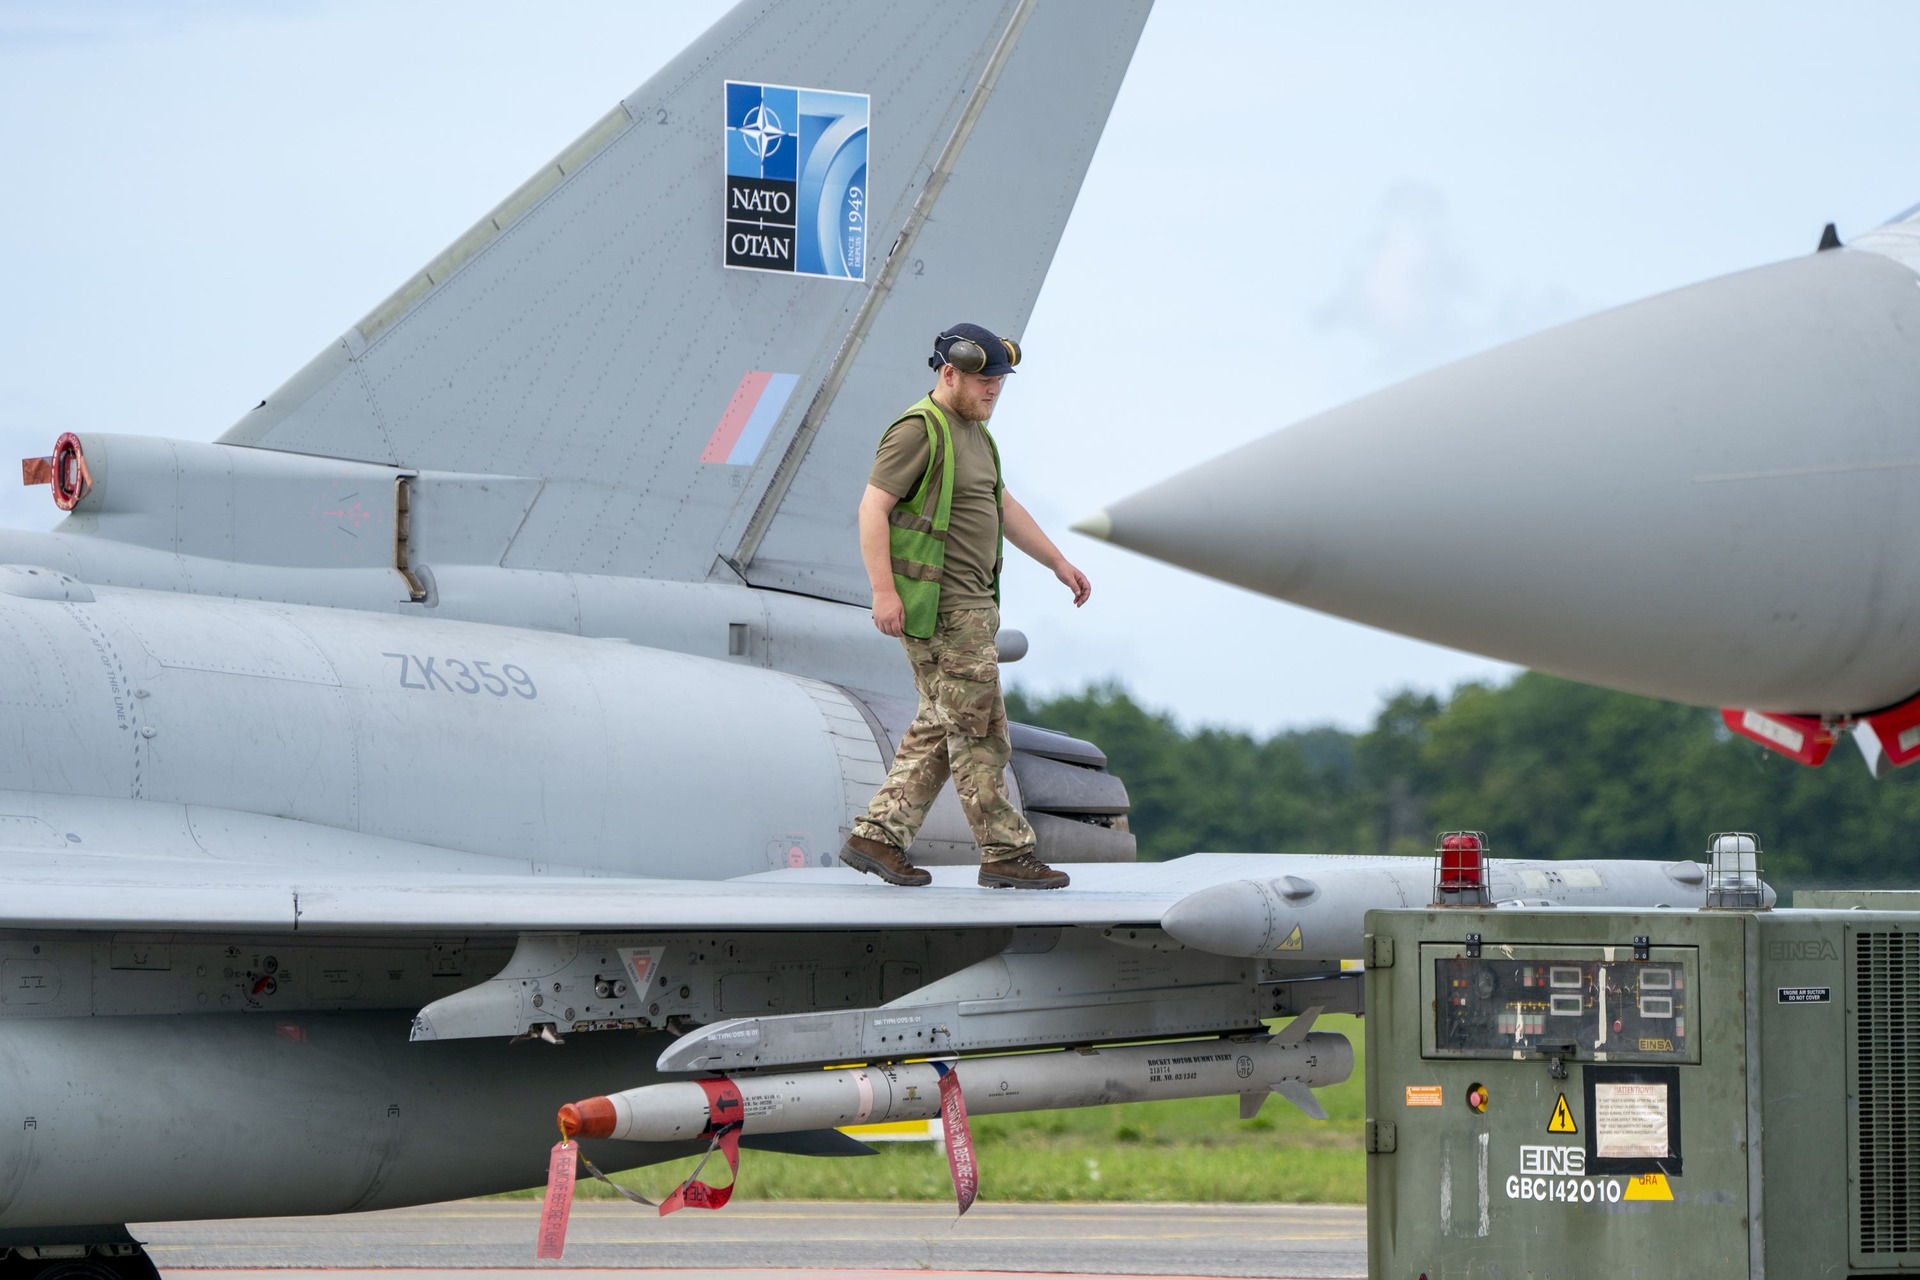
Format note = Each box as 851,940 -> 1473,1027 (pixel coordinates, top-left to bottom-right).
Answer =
1081,247 -> 1920,714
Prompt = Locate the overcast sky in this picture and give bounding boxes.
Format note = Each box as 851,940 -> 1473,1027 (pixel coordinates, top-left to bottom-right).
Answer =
5,2 -> 1918,734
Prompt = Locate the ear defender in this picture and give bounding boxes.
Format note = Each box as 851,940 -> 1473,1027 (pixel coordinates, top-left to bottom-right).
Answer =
929,332 -> 1020,374
943,336 -> 988,373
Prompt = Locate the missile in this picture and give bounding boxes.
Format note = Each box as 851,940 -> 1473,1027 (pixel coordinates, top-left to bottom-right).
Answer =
559,1031 -> 1353,1141
1159,857 -> 1752,959
1076,230 -> 1920,725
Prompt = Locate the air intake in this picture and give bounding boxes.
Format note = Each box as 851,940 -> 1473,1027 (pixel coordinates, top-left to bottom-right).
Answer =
1852,930 -> 1920,1259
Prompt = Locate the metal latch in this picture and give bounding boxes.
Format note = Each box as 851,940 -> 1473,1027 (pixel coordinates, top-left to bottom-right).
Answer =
1364,934 -> 1394,968
1365,1118 -> 1398,1153
1533,1037 -> 1578,1081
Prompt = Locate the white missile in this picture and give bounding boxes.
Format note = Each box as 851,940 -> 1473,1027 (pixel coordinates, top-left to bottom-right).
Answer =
559,1030 -> 1352,1141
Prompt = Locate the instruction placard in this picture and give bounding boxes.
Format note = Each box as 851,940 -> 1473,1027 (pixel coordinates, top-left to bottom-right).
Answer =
1594,1082 -> 1669,1159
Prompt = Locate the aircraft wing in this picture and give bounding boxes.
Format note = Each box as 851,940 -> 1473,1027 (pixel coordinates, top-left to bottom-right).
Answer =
0,797 -> 1721,954
0,828 -> 1415,934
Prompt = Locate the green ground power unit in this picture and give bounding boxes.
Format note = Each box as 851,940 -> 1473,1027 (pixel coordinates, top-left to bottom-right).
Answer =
1364,902 -> 1920,1279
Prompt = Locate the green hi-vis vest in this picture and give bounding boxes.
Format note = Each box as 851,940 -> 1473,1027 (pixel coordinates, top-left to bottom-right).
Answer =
886,395 -> 1004,639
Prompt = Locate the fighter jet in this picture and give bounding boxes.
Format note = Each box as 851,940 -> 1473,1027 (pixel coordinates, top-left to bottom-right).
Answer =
0,3 -> 1739,1273
1078,213 -> 1920,772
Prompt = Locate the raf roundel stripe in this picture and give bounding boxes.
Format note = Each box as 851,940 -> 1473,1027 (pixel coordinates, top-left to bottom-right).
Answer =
702,370 -> 800,466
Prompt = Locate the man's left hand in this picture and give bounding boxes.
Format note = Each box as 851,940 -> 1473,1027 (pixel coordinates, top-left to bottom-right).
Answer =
1056,561 -> 1092,607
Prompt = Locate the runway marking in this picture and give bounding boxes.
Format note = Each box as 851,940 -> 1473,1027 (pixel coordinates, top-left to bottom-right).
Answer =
161,1274 -> 1336,1280
143,1201 -> 1366,1280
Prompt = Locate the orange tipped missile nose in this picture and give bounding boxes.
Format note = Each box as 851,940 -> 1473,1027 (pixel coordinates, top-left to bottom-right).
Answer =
559,1096 -> 617,1140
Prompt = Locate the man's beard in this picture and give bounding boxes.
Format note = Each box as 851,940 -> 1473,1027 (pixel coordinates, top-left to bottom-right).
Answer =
957,388 -> 997,420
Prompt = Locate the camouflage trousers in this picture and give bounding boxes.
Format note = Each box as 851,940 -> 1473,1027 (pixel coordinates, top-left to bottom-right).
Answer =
853,607 -> 1035,864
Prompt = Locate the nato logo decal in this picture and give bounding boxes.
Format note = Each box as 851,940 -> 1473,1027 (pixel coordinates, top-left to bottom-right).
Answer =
725,81 -> 869,280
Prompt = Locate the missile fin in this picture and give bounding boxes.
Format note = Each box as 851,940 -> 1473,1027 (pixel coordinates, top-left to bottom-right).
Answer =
1272,1080 -> 1328,1122
1238,1091 -> 1268,1120
740,1129 -> 876,1158
1272,1006 -> 1323,1046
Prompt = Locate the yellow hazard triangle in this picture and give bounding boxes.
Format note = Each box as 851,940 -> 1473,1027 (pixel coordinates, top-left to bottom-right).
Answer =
1276,925 -> 1303,951
1624,1172 -> 1674,1201
1548,1094 -> 1577,1134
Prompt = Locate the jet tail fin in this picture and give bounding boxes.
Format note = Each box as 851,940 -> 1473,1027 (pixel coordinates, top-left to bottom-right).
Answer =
219,0 -> 1152,600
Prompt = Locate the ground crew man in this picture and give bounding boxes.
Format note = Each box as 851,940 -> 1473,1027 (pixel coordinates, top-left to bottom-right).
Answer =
839,323 -> 1092,890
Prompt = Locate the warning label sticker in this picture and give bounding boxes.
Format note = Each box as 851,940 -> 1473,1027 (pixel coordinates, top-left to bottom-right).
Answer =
1405,1085 -> 1443,1107
1594,1082 -> 1670,1159
1548,1093 -> 1577,1134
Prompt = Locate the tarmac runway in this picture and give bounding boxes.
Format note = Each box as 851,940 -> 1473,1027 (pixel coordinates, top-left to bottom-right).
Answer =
141,1200 -> 1366,1280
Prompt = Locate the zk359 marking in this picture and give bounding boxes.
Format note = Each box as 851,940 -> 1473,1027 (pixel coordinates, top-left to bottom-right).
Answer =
382,653 -> 537,698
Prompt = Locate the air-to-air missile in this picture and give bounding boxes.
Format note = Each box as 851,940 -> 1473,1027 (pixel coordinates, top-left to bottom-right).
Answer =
559,1025 -> 1355,1141
1075,216 -> 1920,770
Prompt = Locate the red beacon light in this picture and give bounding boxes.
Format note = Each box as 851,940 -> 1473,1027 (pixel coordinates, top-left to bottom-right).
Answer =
1433,830 -> 1491,906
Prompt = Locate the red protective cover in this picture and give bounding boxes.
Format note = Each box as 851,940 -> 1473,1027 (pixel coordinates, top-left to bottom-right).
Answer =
1864,693 -> 1920,768
1720,708 -> 1836,767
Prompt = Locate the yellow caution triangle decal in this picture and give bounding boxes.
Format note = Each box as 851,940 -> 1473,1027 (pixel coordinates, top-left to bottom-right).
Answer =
1275,925 -> 1303,951
1548,1093 -> 1577,1134
1623,1172 -> 1674,1201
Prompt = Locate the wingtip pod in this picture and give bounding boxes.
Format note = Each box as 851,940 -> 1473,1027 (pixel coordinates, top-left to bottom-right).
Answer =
558,1096 -> 617,1141
1161,874 -> 1351,959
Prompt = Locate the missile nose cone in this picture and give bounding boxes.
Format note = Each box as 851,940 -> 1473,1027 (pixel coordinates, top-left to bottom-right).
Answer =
559,1096 -> 616,1140
1097,248 -> 1920,713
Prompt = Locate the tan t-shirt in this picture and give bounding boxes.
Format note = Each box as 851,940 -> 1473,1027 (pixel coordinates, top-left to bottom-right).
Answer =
869,405 -> 1001,612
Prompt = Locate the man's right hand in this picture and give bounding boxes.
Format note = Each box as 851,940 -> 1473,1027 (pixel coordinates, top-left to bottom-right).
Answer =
871,589 -> 906,637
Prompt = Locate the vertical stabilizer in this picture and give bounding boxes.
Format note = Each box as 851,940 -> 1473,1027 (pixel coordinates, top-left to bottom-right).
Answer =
219,0 -> 1152,601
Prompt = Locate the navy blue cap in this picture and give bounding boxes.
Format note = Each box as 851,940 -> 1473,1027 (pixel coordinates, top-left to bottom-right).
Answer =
929,322 -> 1021,376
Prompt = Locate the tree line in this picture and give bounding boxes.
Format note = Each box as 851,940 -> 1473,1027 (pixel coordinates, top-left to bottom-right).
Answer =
1006,675 -> 1920,887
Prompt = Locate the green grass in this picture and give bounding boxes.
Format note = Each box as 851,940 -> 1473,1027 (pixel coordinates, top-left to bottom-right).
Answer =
502,1015 -> 1366,1205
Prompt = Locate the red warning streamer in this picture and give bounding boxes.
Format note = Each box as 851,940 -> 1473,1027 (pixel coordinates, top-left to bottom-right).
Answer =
659,1077 -> 745,1215
536,1139 -> 578,1259
936,1062 -> 978,1216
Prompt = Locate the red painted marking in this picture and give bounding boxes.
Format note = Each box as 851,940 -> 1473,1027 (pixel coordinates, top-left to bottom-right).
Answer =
535,1141 -> 578,1258
701,372 -> 772,463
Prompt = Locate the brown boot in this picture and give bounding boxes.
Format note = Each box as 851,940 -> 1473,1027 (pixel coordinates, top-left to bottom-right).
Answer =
978,852 -> 1070,890
839,833 -> 932,887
